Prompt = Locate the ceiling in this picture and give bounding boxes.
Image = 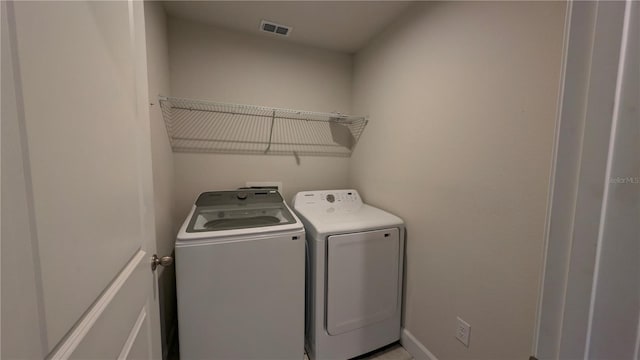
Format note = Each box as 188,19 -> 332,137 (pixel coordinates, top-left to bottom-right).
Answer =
162,1 -> 413,54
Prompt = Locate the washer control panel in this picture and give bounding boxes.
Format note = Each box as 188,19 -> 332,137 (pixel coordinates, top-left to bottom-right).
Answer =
293,190 -> 362,212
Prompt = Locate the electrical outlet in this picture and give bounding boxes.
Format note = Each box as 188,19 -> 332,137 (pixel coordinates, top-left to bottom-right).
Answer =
456,317 -> 471,347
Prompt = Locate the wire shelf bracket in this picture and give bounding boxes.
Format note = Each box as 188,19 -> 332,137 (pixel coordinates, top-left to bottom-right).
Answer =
158,96 -> 368,157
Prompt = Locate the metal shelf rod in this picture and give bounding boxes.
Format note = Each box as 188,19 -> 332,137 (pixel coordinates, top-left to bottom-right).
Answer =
161,95 -> 350,119
172,137 -> 346,148
265,110 -> 276,153
170,106 -> 355,124
159,96 -> 368,157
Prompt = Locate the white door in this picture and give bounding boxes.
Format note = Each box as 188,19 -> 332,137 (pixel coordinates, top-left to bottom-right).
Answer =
2,1 -> 163,359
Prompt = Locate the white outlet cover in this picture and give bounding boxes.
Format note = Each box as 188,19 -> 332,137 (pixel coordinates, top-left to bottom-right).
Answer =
456,316 -> 471,347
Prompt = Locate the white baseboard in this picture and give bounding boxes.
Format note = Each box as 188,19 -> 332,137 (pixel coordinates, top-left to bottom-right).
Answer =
400,328 -> 439,360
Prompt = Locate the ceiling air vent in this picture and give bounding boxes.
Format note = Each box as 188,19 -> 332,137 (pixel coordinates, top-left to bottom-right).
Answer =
260,20 -> 291,37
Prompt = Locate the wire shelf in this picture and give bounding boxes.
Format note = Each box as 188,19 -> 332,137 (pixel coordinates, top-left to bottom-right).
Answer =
159,96 -> 368,157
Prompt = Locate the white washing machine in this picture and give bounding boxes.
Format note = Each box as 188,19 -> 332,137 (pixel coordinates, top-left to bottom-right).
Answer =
292,189 -> 405,360
175,189 -> 305,360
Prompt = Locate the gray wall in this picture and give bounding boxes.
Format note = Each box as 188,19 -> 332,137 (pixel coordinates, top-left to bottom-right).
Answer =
1,2 -> 46,357
167,17 -> 354,223
350,2 -> 565,359
158,3 -> 571,359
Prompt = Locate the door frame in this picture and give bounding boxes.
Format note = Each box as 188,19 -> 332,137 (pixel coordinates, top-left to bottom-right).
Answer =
533,0 -> 637,358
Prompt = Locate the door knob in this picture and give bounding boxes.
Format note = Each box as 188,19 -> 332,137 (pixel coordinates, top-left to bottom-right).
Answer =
151,254 -> 174,271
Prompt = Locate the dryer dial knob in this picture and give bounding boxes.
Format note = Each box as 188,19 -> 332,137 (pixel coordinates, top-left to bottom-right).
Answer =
326,194 -> 335,203
237,192 -> 248,200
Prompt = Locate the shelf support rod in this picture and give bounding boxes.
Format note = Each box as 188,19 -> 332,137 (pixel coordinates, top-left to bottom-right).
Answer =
264,110 -> 276,153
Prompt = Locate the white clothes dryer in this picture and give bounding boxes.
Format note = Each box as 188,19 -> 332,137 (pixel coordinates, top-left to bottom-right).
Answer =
176,189 -> 305,360
292,189 -> 405,360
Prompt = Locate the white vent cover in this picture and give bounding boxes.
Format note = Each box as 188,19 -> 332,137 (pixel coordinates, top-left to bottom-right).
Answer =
260,20 -> 291,36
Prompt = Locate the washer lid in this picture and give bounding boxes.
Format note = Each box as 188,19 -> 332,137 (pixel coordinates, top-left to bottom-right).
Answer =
187,203 -> 296,233
177,189 -> 303,242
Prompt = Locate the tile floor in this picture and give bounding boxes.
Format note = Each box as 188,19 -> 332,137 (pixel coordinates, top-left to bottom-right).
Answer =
304,343 -> 413,360
171,341 -> 413,360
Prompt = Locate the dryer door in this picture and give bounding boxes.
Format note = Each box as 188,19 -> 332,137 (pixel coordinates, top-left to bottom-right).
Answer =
326,228 -> 400,335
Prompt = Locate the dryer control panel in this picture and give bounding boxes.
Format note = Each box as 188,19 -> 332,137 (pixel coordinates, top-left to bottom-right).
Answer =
293,189 -> 362,213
